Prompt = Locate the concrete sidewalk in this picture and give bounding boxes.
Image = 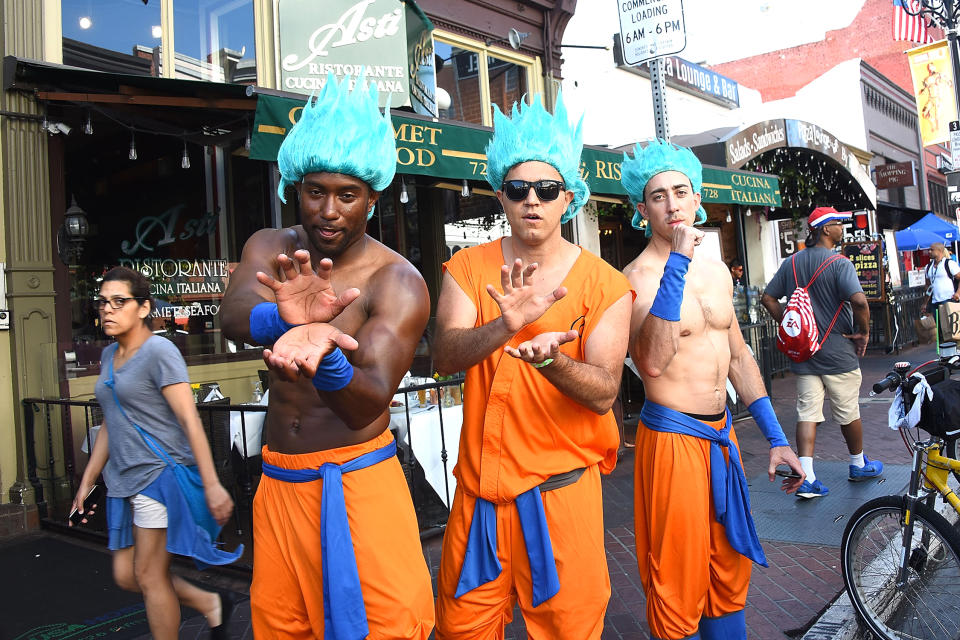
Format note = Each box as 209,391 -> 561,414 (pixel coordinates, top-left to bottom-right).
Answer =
15,343 -> 941,640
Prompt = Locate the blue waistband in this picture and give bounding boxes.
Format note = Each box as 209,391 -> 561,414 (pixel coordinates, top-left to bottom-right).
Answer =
640,401 -> 767,567
262,439 -> 396,640
454,486 -> 562,608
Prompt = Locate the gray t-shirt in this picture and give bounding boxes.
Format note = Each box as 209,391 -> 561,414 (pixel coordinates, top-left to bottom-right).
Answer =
764,246 -> 863,376
95,336 -> 195,498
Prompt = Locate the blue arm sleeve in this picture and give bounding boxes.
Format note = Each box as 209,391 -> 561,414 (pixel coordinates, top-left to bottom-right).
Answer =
312,348 -> 354,391
648,252 -> 690,322
748,396 -> 789,448
249,302 -> 296,345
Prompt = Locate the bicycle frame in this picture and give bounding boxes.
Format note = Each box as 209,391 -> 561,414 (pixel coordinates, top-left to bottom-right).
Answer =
896,436 -> 960,587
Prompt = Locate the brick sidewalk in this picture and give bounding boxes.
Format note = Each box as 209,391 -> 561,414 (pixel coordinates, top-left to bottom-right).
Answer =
124,342 -> 941,639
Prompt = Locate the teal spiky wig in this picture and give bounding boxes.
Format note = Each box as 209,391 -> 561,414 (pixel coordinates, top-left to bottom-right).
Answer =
620,139 -> 708,236
277,72 -> 395,219
485,93 -> 589,223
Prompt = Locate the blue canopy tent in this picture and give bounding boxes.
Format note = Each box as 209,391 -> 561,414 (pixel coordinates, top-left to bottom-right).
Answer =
894,227 -> 946,251
909,212 -> 959,242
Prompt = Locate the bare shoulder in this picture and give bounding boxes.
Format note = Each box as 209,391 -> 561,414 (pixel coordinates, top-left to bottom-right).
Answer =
242,226 -> 301,259
691,256 -> 731,279
364,239 -> 429,301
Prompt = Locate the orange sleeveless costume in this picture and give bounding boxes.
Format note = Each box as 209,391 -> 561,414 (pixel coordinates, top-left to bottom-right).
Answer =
435,240 -> 633,639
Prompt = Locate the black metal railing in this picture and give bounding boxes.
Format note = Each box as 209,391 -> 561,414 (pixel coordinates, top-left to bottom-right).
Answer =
22,376 -> 466,567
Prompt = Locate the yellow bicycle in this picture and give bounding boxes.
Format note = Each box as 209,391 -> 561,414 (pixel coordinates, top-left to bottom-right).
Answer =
841,356 -> 960,640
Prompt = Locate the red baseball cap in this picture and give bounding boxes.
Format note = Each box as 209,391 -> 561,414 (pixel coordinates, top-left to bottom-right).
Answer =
808,206 -> 851,228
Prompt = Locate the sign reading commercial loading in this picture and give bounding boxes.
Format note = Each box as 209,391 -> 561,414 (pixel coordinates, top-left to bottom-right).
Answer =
616,0 -> 687,65
278,0 -> 437,117
612,35 -> 738,107
873,161 -> 916,190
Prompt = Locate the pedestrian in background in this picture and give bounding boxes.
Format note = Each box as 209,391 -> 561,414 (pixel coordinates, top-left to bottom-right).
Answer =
72,266 -> 240,640
729,258 -> 745,289
761,207 -> 882,499
921,241 -> 960,344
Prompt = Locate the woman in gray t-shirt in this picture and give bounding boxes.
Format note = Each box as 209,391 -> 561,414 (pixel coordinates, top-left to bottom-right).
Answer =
71,267 -> 239,639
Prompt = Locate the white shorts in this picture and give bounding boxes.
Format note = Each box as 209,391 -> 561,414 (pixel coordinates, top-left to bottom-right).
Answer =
130,493 -> 168,529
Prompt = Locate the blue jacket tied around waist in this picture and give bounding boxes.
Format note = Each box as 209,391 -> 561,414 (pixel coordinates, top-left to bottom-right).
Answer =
640,400 -> 768,567
261,440 -> 397,640
455,487 -> 562,608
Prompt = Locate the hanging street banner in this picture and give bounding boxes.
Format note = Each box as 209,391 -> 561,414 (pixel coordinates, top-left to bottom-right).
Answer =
250,93 -> 779,205
616,0 -> 687,66
906,39 -> 957,146
277,0 -> 437,117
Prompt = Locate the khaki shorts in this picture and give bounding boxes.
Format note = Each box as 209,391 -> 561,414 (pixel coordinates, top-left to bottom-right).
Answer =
796,369 -> 862,425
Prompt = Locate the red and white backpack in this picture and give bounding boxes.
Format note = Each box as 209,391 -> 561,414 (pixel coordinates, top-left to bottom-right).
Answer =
776,254 -> 845,363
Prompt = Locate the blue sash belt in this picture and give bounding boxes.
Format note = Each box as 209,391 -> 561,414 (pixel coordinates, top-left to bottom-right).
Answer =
455,486 -> 561,608
640,401 -> 768,567
261,440 -> 396,640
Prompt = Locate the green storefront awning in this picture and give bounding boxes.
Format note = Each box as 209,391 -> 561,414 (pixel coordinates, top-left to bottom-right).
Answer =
251,93 -> 780,206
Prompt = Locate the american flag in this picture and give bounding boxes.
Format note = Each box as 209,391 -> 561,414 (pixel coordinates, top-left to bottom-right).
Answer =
893,0 -> 935,43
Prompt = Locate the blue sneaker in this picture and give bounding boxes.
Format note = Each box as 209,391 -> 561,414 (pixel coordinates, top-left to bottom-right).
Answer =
796,479 -> 830,499
849,455 -> 884,481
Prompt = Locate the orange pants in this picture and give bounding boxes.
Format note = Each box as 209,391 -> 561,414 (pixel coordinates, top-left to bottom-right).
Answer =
250,431 -> 434,639
435,464 -> 609,639
634,417 -> 752,640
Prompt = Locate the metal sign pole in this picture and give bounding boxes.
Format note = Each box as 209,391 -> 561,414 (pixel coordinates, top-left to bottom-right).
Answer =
650,57 -> 670,141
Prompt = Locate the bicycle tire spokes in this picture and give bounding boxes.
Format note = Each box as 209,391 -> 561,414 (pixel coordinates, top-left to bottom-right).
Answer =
842,496 -> 960,640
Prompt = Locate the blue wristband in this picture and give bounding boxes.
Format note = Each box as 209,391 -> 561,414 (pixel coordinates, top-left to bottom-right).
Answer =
312,347 -> 354,391
249,302 -> 296,345
748,396 -> 789,448
649,252 -> 690,322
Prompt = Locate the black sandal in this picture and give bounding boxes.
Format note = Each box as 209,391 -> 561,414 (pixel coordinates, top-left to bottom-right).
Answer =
209,591 -> 236,640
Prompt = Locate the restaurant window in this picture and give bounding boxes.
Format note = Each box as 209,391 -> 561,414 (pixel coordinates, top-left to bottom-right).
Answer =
61,114 -> 271,371
929,179 -> 949,218
486,55 -> 527,113
434,33 -> 538,126
61,0 -> 162,75
173,0 -> 257,83
434,40 -> 484,124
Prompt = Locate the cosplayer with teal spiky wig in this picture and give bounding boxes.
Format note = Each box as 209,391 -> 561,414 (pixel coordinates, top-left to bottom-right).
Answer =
620,139 -> 708,236
485,92 -> 589,223
276,72 -> 395,219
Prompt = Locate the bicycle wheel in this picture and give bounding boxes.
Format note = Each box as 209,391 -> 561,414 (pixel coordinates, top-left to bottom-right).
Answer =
841,495 -> 960,640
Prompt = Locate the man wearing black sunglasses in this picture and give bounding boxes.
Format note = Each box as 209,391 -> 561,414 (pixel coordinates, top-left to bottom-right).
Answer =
621,140 -> 803,640
432,95 -> 633,639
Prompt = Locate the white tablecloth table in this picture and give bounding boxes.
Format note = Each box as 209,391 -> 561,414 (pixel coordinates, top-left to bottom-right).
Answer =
229,390 -> 269,458
390,404 -> 462,509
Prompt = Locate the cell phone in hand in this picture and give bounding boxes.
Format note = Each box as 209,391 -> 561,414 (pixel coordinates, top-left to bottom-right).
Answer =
68,485 -> 101,526
774,467 -> 801,479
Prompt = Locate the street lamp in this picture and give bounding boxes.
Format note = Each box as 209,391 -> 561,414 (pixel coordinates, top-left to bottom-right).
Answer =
903,1 -> 960,117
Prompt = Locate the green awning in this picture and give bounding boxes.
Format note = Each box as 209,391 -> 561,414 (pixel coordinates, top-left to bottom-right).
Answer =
251,93 -> 780,206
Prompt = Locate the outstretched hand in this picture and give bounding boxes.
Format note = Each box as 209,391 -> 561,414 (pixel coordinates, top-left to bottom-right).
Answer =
487,259 -> 567,333
504,330 -> 577,365
263,323 -> 359,382
257,250 -> 360,325
768,446 -> 805,494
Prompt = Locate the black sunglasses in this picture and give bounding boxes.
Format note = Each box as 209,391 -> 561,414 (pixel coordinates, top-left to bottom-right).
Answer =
501,179 -> 566,202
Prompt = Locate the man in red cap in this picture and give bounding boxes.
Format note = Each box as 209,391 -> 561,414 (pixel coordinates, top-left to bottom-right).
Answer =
761,207 -> 882,498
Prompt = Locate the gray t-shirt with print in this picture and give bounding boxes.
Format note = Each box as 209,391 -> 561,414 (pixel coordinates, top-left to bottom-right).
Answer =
764,246 -> 864,376
95,336 -> 196,498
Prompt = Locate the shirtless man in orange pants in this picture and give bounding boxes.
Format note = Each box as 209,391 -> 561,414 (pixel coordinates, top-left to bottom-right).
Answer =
220,74 -> 433,639
432,94 -> 633,639
621,141 -> 805,640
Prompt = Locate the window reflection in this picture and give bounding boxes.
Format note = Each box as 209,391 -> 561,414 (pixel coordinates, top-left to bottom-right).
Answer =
434,40 -> 483,124
174,0 -> 257,83
487,55 -> 527,113
61,0 -> 161,75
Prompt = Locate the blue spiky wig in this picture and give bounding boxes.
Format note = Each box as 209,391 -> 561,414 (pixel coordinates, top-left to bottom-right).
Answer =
620,139 -> 708,236
485,93 -> 589,223
276,73 -> 395,219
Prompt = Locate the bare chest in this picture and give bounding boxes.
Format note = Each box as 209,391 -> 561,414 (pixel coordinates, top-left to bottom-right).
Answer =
679,283 -> 734,336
